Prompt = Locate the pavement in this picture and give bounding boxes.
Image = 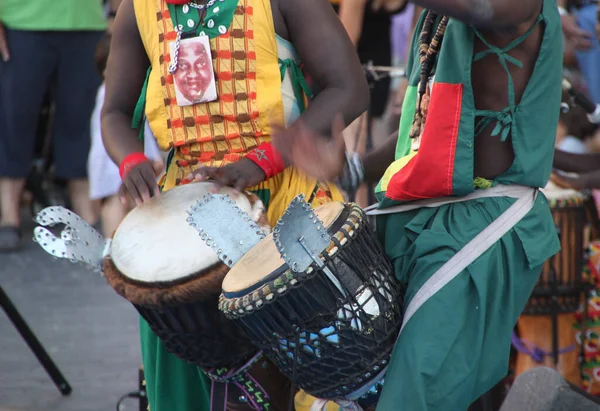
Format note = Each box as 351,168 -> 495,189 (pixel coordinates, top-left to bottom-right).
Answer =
0,220 -> 142,411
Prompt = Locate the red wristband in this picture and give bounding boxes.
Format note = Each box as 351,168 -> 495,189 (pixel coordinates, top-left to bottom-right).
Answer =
245,142 -> 285,179
119,152 -> 149,180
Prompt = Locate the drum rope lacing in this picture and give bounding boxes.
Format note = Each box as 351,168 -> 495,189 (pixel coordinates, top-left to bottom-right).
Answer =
511,331 -> 575,363
203,351 -> 272,410
270,208 -> 394,408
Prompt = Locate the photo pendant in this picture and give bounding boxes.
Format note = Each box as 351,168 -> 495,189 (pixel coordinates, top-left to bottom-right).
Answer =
170,35 -> 218,107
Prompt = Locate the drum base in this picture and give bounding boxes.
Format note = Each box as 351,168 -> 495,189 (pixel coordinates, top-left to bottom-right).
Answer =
103,256 -> 258,368
515,314 -> 582,387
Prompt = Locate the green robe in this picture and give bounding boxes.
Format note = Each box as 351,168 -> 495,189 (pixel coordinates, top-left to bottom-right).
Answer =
374,1 -> 563,409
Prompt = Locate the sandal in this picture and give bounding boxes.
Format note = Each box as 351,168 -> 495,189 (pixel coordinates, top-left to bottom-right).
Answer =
0,226 -> 21,252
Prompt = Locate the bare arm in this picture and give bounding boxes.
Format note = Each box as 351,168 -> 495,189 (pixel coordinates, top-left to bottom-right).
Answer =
280,0 -> 370,138
338,0 -> 367,46
553,149 -> 600,173
101,0 -> 150,166
408,0 -> 542,29
362,131 -> 398,184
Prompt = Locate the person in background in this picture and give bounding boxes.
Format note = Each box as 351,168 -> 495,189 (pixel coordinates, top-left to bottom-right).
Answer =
275,0 -> 564,409
556,90 -> 598,154
88,33 -> 164,238
558,0 -> 600,104
333,0 -> 408,206
0,0 -> 107,251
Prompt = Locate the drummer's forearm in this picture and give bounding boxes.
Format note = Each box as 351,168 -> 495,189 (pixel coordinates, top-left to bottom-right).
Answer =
553,149 -> 600,173
101,0 -> 150,166
361,131 -> 398,184
101,111 -> 145,165
283,0 -> 369,143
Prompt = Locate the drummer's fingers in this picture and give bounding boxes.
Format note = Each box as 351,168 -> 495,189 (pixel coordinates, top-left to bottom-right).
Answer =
212,169 -> 238,189
191,167 -> 215,181
140,166 -> 161,199
550,173 -> 575,189
233,173 -> 250,192
123,175 -> 143,206
131,169 -> 152,203
118,184 -> 128,205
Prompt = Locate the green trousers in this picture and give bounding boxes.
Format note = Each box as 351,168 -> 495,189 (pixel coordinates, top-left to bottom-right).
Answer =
140,318 -> 211,411
374,195 -> 560,411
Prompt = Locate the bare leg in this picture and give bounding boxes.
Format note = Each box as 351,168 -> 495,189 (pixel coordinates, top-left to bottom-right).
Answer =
68,178 -> 98,226
0,178 -> 26,250
0,178 -> 26,227
100,195 -> 129,238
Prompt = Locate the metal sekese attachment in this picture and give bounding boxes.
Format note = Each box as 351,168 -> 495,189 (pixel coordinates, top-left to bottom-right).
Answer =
186,194 -> 266,267
273,196 -> 347,296
33,206 -> 108,272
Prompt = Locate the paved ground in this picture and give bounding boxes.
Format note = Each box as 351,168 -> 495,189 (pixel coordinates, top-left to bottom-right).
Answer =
0,220 -> 142,411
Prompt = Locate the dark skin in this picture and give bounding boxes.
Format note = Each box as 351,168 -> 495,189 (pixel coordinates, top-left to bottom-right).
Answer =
551,150 -> 600,190
274,0 -> 546,184
102,0 -> 368,203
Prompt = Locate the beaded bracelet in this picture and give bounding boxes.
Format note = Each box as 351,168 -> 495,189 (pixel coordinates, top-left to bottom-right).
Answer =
338,151 -> 365,196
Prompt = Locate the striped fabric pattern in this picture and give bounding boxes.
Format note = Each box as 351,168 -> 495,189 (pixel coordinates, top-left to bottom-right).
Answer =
156,0 -> 265,161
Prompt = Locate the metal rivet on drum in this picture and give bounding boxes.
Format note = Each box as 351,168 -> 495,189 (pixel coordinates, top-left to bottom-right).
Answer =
238,395 -> 247,403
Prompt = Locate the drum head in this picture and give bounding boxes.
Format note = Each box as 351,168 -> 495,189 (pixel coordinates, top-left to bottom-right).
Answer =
542,181 -> 586,206
222,201 -> 345,295
110,182 -> 267,283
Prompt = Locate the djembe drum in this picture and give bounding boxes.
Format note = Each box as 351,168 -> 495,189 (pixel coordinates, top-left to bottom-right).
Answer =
34,182 -> 296,410
218,199 -> 404,403
514,182 -> 589,385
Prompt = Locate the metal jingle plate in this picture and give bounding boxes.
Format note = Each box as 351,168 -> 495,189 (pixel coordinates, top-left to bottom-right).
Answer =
272,195 -> 332,273
186,194 -> 266,267
33,206 -> 107,270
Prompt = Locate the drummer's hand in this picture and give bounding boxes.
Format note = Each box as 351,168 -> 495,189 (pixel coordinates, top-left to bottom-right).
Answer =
187,158 -> 266,191
561,14 -> 594,50
272,114 -> 347,182
118,161 -> 161,206
550,171 -> 587,190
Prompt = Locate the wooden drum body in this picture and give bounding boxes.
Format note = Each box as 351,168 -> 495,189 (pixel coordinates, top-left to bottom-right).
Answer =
219,202 -> 404,401
515,314 -> 581,385
515,183 -> 588,386
103,182 -> 269,368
